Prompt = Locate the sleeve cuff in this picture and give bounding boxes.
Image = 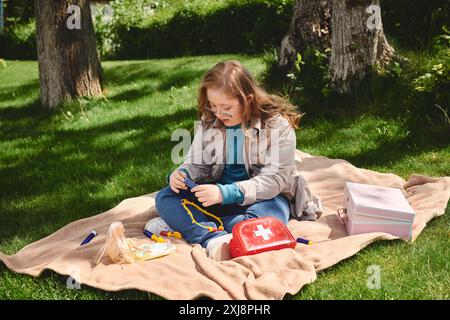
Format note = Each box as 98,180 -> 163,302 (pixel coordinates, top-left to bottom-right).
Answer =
217,183 -> 244,205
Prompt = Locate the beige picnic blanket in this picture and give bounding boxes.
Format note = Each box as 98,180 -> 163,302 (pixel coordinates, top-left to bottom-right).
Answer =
1,150 -> 449,299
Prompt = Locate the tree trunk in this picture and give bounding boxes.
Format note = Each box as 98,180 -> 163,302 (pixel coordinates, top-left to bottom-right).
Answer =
278,0 -> 332,70
330,0 -> 394,93
279,0 -> 394,94
34,0 -> 102,109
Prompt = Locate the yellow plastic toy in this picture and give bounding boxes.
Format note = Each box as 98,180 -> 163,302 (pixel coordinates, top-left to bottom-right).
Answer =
181,199 -> 224,232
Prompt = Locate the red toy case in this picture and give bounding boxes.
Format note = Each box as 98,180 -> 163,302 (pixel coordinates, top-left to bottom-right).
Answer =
229,217 -> 296,258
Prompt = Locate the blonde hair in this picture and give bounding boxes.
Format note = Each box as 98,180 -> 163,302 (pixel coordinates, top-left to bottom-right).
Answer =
96,222 -> 136,264
198,60 -> 302,129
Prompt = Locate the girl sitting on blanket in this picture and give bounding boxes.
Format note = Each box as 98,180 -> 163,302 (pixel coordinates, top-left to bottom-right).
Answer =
150,60 -> 321,259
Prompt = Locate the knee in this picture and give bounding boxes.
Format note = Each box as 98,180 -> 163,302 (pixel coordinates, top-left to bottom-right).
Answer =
155,186 -> 172,203
277,212 -> 289,225
274,197 -> 291,224
246,196 -> 290,225
155,186 -> 177,216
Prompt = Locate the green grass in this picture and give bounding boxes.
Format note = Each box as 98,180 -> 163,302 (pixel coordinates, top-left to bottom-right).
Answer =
0,56 -> 449,299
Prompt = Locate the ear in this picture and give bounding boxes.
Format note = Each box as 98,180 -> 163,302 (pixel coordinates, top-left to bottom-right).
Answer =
246,94 -> 254,104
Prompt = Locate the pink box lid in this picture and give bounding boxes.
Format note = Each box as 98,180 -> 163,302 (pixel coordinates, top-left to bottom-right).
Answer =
345,182 -> 416,222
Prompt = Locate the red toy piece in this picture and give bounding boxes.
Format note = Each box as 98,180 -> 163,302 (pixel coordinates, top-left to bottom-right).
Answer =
229,217 -> 296,258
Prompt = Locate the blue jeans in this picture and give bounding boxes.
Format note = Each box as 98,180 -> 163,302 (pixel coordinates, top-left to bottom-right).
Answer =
155,185 -> 291,248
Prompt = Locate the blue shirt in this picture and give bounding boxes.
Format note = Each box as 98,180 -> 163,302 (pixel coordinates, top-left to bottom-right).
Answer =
217,123 -> 248,205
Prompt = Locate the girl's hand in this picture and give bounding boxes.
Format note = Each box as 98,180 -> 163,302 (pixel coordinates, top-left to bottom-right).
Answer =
191,184 -> 223,207
169,170 -> 187,193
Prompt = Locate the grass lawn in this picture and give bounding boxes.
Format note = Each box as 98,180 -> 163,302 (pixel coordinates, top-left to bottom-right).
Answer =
0,55 -> 449,299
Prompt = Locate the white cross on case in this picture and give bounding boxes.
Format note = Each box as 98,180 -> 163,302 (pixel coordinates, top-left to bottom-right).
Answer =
254,224 -> 272,240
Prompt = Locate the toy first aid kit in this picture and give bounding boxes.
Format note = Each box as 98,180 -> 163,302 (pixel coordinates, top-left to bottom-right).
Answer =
337,182 -> 416,240
229,217 -> 296,258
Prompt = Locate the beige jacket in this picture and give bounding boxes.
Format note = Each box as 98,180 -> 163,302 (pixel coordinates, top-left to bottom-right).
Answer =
177,114 -> 323,220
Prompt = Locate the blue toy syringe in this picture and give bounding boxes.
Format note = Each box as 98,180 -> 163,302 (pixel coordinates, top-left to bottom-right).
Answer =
183,177 -> 198,189
80,230 -> 96,246
296,237 -> 313,245
143,230 -> 167,243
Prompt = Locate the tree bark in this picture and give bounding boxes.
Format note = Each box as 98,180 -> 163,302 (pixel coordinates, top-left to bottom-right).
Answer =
279,0 -> 394,94
34,0 -> 102,109
330,0 -> 394,93
278,0 -> 332,70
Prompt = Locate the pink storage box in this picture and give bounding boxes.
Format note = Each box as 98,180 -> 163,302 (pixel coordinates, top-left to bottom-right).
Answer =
337,182 -> 416,240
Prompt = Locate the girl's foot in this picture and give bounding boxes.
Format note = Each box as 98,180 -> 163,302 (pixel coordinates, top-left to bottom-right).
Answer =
206,233 -> 233,261
145,217 -> 173,235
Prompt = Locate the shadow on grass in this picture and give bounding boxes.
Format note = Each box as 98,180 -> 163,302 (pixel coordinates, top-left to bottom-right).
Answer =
102,60 -> 205,103
103,62 -> 165,87
0,80 -> 40,107
0,106 -> 196,245
297,109 -> 449,173
0,59 -> 211,247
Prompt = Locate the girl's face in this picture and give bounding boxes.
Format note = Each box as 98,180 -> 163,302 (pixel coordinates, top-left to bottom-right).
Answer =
206,88 -> 243,127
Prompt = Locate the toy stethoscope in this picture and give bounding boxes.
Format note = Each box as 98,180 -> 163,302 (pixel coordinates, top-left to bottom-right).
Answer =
182,178 -> 224,232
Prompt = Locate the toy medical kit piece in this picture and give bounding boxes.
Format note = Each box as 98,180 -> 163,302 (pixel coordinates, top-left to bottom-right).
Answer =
143,230 -> 167,243
144,217 -> 183,239
180,177 -> 224,232
183,177 -> 198,189
80,230 -> 97,246
296,237 -> 313,245
131,242 -> 176,261
160,230 -> 182,239
95,222 -> 176,265
338,182 -> 416,240
229,217 -> 297,258
181,199 -> 224,232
